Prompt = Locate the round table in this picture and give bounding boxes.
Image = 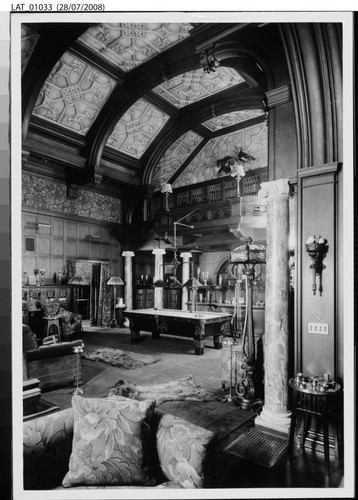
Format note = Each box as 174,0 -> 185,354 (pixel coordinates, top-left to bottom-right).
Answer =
287,377 -> 341,476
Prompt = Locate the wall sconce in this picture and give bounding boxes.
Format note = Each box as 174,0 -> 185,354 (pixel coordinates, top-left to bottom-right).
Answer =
305,235 -> 328,296
160,182 -> 173,211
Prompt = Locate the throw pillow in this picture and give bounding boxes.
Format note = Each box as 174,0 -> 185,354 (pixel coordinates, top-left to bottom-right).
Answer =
156,413 -> 215,488
62,395 -> 156,487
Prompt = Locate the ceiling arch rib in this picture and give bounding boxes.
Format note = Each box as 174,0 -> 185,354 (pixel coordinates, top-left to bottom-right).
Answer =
76,22 -> 195,73
23,22 -> 271,193
141,83 -> 265,186
172,121 -> 268,188
22,23 -> 92,139
167,113 -> 266,187
85,30 -> 202,173
84,23 -> 269,175
149,116 -> 267,191
150,130 -> 205,187
102,65 -> 246,160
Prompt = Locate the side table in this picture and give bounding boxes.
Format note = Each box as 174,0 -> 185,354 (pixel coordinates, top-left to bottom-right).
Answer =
287,377 -> 341,476
115,304 -> 127,327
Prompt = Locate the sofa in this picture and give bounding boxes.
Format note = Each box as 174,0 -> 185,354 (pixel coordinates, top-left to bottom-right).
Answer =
23,395 -> 216,490
23,324 -> 84,391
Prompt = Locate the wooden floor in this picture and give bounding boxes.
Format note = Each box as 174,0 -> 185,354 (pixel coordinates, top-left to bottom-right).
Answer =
215,426 -> 344,489
42,326 -> 346,494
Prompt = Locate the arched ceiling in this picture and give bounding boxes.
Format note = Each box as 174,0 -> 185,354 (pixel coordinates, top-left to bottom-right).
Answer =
21,21 -> 272,196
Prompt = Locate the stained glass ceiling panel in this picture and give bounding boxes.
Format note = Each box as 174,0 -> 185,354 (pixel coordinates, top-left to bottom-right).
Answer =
106,98 -> 170,158
78,23 -> 193,72
202,109 -> 265,131
32,52 -> 116,135
152,67 -> 245,108
173,122 -> 268,188
151,130 -> 203,188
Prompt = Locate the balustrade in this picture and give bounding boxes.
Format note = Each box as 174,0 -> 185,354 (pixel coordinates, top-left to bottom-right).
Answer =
156,167 -> 268,213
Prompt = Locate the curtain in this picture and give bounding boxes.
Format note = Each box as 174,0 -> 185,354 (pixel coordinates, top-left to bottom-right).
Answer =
96,262 -> 112,326
90,263 -> 101,326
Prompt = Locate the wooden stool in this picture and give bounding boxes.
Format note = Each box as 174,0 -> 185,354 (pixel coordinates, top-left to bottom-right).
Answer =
43,317 -> 61,342
288,377 -> 341,476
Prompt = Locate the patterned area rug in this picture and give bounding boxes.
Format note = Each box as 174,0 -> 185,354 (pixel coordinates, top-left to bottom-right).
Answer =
82,346 -> 161,369
225,427 -> 288,468
109,375 -> 215,404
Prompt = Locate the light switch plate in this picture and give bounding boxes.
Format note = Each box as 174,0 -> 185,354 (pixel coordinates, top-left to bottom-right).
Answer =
308,322 -> 329,335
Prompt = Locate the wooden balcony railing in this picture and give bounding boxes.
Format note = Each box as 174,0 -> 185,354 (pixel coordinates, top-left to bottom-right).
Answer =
155,167 -> 268,212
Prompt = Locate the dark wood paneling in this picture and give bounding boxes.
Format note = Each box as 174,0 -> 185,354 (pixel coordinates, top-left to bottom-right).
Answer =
22,211 -> 122,285
297,164 -> 339,380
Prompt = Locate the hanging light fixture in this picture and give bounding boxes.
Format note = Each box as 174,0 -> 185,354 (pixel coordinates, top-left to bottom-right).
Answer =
153,211 -> 196,288
199,45 -> 220,73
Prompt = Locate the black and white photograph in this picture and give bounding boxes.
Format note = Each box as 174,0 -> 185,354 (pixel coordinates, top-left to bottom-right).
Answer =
8,4 -> 355,499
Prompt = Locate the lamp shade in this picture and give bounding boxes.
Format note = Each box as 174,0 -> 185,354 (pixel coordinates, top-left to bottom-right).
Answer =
183,277 -> 201,288
153,279 -> 166,288
68,276 -> 86,285
230,237 -> 266,264
107,277 -> 124,286
168,276 -> 182,288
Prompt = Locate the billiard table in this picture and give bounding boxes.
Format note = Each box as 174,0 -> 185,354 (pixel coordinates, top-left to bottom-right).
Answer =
124,308 -> 232,355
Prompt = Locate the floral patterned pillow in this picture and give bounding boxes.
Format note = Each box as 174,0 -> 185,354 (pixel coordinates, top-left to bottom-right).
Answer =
62,395 -> 156,487
156,413 -> 215,488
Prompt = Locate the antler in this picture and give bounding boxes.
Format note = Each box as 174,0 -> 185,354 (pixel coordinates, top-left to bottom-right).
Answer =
237,148 -> 255,163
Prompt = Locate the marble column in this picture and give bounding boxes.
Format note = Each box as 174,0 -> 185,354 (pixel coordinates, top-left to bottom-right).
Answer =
255,178 -> 292,435
121,251 -> 135,310
152,249 -> 166,309
180,252 -> 192,310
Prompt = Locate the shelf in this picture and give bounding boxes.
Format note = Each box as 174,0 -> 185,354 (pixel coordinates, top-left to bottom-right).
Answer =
187,302 -> 265,309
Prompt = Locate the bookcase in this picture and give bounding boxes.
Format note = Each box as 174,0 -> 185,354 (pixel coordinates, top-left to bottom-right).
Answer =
22,285 -> 72,310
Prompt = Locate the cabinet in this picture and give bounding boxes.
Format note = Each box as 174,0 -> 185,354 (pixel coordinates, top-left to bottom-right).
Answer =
22,286 -> 71,337
163,288 -> 182,309
72,285 -> 90,319
22,285 -> 72,310
135,287 -> 154,309
186,283 -> 265,336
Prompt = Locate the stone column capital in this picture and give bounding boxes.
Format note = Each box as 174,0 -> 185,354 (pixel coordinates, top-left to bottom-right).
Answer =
122,251 -> 135,258
152,249 -> 166,256
180,252 -> 192,261
258,179 -> 290,199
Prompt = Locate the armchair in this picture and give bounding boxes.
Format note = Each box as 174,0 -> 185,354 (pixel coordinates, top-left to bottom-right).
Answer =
42,302 -> 83,340
23,324 -> 84,391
